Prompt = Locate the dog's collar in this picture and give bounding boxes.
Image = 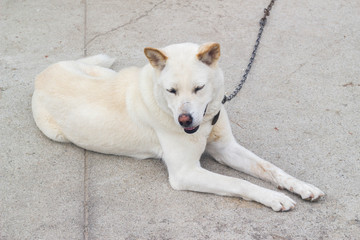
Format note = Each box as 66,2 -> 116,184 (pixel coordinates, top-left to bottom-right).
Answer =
212,111 -> 220,125
204,105 -> 220,125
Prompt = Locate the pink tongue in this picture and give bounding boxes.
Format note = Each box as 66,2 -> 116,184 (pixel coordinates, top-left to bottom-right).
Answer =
185,127 -> 195,130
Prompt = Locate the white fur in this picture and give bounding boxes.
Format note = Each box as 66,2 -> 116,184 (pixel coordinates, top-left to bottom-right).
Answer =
32,43 -> 324,211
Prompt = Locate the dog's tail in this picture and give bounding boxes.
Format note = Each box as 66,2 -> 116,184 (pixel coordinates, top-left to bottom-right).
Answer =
77,54 -> 116,68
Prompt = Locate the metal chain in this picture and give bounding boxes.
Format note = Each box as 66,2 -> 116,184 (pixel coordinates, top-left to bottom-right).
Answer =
222,0 -> 276,104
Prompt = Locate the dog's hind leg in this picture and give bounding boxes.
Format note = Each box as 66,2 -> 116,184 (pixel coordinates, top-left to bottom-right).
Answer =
74,55 -> 117,79
32,91 -> 69,143
77,54 -> 116,68
206,108 -> 325,202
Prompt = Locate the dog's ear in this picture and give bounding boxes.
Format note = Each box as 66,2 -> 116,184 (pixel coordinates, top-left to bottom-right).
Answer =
197,42 -> 220,67
144,47 -> 168,70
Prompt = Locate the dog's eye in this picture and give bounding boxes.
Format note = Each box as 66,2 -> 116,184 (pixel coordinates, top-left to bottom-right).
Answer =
167,88 -> 177,95
194,85 -> 205,93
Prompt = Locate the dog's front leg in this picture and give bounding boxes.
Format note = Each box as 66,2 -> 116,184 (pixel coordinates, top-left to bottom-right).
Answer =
206,108 -> 325,201
159,133 -> 296,211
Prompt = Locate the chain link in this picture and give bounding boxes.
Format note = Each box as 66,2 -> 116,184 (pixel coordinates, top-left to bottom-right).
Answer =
222,0 -> 276,104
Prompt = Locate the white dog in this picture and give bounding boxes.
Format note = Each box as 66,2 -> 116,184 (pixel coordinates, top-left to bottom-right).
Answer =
32,42 -> 324,211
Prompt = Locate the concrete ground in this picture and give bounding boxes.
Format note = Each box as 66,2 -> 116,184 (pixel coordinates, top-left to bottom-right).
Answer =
1,0 -> 359,239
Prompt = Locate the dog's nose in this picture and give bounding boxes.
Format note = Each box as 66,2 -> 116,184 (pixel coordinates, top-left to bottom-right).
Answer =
178,114 -> 193,127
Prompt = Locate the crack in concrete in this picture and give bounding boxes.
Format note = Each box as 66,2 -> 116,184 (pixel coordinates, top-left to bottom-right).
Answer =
82,2 -> 90,239
283,62 -> 307,84
85,0 -> 165,50
83,149 -> 89,240
83,0 -> 88,57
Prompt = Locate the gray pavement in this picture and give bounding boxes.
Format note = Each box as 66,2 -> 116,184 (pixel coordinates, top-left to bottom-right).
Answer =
1,0 -> 359,239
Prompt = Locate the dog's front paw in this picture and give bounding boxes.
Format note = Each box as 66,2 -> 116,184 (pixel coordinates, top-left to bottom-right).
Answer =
262,191 -> 296,212
282,179 -> 325,201
296,182 -> 325,201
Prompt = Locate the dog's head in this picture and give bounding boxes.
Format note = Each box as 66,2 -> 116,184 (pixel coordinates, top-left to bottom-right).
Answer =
144,43 -> 224,134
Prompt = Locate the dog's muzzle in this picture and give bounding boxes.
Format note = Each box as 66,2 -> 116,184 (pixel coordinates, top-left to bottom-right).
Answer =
178,104 -> 219,134
178,114 -> 199,134
183,125 -> 199,134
